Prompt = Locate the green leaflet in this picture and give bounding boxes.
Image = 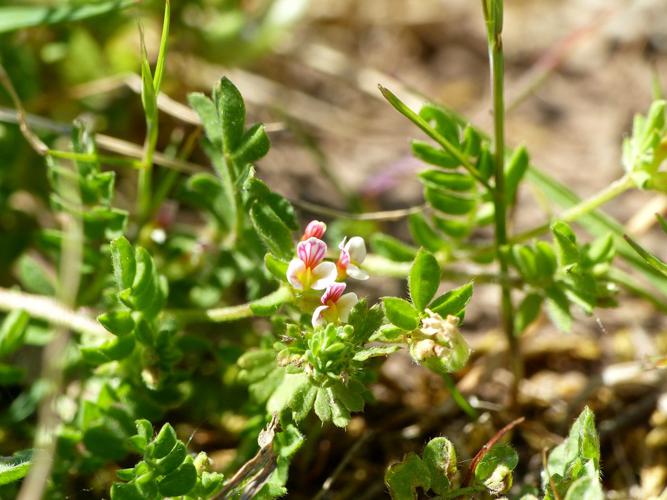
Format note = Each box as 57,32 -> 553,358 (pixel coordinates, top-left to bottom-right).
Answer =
0,450 -> 32,486
385,437 -> 460,499
157,459 -> 197,497
371,233 -> 419,262
473,444 -> 518,496
111,422 -> 224,500
408,249 -> 440,311
382,297 -> 420,331
543,407 -> 602,500
187,92 -> 222,146
216,77 -> 246,153
232,124 -> 271,166
110,237 -> 135,290
385,453 -> 431,500
0,310 -> 29,358
428,282 -> 473,320
515,293 -> 543,334
15,254 -> 55,295
250,202 -> 295,260
408,213 -> 447,252
422,437 -> 457,495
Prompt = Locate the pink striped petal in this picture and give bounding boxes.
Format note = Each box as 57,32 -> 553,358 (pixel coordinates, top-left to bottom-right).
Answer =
297,237 -> 327,268
321,282 -> 346,305
302,220 -> 327,240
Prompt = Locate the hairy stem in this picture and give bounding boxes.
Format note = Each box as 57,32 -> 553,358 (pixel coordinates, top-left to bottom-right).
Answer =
168,286 -> 294,324
0,285 -> 295,337
18,166 -> 84,500
0,288 -> 107,338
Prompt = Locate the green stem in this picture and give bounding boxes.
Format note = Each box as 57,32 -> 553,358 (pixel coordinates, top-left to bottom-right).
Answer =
169,286 -> 293,324
557,173 -> 633,223
441,373 -> 479,420
483,0 -> 522,389
222,149 -> 245,244
473,173 -> 635,259
138,130 -> 157,224
148,129 -> 201,221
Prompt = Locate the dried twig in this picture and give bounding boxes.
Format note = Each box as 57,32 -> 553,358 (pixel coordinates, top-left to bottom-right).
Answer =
0,64 -> 48,154
216,415 -> 281,499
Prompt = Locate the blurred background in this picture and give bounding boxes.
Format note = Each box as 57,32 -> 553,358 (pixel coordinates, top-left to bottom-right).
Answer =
2,0 -> 667,498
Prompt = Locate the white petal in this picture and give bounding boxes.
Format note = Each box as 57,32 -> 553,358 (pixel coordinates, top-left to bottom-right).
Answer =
345,236 -> 367,263
286,259 -> 305,290
312,305 -> 329,327
346,264 -> 369,281
336,293 -> 358,322
311,261 -> 337,290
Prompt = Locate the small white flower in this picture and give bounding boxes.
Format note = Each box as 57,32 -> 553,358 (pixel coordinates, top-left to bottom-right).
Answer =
409,311 -> 471,372
336,236 -> 369,281
312,282 -> 359,327
287,237 -> 337,291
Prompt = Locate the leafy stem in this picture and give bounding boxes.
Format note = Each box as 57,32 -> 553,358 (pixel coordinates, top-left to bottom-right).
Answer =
137,0 -> 170,225
378,85 -> 494,192
476,172 -> 635,254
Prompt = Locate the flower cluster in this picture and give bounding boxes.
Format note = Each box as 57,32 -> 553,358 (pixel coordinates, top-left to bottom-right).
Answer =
409,310 -> 471,373
286,220 -> 368,327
